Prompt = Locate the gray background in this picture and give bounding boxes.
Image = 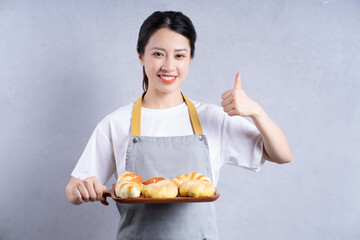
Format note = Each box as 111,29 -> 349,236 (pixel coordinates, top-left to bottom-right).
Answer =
1,0 -> 359,239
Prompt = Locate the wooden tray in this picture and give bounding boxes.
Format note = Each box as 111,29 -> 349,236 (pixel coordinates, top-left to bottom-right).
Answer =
103,184 -> 220,204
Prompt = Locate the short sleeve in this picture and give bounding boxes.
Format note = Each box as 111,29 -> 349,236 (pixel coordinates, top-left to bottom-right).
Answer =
220,114 -> 265,172
71,124 -> 116,184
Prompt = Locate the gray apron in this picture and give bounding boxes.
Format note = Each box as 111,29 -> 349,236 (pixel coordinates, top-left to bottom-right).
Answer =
116,93 -> 219,240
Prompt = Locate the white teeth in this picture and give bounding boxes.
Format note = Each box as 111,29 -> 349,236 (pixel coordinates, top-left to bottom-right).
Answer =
160,76 -> 176,80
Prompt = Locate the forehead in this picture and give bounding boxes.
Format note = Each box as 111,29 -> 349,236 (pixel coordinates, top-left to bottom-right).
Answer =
146,28 -> 190,51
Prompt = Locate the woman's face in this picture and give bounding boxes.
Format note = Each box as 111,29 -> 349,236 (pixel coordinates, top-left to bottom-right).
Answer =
139,28 -> 191,94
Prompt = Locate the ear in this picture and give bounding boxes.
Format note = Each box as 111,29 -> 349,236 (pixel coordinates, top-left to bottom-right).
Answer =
138,54 -> 144,66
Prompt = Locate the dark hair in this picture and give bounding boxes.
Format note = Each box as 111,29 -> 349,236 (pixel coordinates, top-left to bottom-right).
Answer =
137,11 -> 197,91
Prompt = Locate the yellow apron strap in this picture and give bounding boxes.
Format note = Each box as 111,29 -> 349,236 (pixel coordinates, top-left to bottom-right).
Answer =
181,93 -> 203,135
130,92 -> 203,136
130,94 -> 144,137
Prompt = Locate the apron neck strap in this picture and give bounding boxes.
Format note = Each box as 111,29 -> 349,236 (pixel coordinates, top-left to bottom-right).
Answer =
131,92 -> 203,136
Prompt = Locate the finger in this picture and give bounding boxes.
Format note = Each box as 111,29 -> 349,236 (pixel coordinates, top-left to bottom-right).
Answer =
227,109 -> 238,116
223,103 -> 235,113
94,182 -> 106,201
84,180 -> 97,202
76,183 -> 90,202
100,185 -> 109,206
234,72 -> 242,89
221,95 -> 233,107
72,187 -> 85,203
221,89 -> 233,100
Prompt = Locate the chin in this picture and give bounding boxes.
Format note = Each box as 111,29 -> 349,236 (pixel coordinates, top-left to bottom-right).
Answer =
149,79 -> 184,93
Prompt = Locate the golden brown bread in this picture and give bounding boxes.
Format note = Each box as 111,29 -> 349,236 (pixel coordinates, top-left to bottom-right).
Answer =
142,176 -> 167,185
179,180 -> 215,197
116,171 -> 142,184
115,171 -> 215,198
172,172 -> 212,188
142,180 -> 178,198
115,171 -> 143,198
115,180 -> 144,198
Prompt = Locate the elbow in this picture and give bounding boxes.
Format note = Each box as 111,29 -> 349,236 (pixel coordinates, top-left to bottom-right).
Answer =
264,149 -> 292,164
269,152 -> 292,164
278,152 -> 292,164
279,157 -> 291,164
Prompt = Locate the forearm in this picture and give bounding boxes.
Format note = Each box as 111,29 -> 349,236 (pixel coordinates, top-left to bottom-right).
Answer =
251,104 -> 292,164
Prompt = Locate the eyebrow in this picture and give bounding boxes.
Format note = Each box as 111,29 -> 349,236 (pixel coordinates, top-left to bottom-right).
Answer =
150,47 -> 188,52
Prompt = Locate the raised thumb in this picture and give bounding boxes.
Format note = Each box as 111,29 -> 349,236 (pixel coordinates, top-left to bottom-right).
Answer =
234,72 -> 242,89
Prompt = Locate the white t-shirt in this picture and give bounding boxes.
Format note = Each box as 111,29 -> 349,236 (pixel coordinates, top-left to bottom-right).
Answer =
71,100 -> 265,186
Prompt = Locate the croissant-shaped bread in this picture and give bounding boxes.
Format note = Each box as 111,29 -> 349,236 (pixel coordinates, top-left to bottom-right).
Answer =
116,171 -> 142,184
115,180 -> 144,198
142,180 -> 178,198
115,171 -> 143,198
172,172 -> 212,188
179,180 -> 215,197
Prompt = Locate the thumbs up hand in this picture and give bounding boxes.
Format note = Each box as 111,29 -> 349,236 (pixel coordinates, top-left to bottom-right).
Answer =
221,72 -> 260,117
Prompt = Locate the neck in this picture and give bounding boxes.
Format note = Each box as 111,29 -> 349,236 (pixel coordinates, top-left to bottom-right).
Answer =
142,90 -> 184,109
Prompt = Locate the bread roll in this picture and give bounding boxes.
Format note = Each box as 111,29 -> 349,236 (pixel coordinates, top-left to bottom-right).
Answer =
115,171 -> 143,198
116,171 -> 142,184
142,180 -> 178,198
115,180 -> 144,198
172,172 -> 212,188
179,180 -> 215,197
142,176 -> 167,185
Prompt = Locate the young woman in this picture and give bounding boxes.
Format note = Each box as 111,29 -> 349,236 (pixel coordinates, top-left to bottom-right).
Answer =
65,11 -> 291,239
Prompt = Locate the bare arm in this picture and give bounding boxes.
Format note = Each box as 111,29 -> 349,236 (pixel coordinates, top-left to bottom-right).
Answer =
251,106 -> 292,163
221,72 -> 292,164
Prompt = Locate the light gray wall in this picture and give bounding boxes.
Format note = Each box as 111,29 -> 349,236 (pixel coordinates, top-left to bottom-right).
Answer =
1,0 -> 359,239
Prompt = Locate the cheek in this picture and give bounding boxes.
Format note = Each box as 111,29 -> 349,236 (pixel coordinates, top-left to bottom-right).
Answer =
143,60 -> 155,74
146,58 -> 163,71
178,61 -> 190,73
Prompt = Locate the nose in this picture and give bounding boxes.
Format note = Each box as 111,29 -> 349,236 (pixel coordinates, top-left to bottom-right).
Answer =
161,56 -> 175,72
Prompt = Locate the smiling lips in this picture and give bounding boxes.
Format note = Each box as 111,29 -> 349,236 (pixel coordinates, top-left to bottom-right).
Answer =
159,75 -> 177,84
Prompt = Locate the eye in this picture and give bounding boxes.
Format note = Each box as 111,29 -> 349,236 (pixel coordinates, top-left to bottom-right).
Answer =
153,52 -> 163,57
176,54 -> 185,58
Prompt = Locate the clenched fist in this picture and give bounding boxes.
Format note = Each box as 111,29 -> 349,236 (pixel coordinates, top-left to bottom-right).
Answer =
65,176 -> 109,206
